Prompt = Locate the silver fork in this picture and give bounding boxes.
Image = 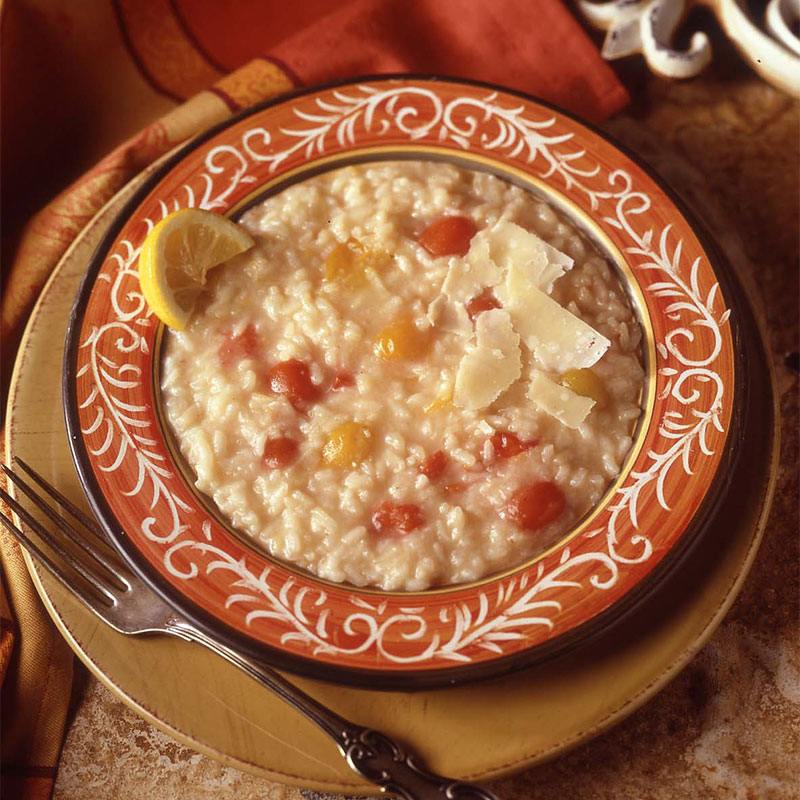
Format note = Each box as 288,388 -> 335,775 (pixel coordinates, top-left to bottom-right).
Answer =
0,457 -> 500,800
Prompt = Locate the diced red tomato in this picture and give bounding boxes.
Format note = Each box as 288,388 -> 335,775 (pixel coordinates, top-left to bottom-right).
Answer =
332,371 -> 355,391
218,324 -> 260,367
418,216 -> 478,257
500,482 -> 565,532
419,450 -> 448,481
267,359 -> 320,408
371,501 -> 424,536
263,436 -> 300,469
466,289 -> 501,321
485,431 -> 539,463
444,481 -> 467,495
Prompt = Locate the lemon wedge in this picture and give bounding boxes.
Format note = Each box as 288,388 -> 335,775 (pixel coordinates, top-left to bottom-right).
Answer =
138,209 -> 254,329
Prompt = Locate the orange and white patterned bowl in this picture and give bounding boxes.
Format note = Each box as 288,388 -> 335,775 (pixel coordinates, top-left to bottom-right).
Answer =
64,76 -> 742,688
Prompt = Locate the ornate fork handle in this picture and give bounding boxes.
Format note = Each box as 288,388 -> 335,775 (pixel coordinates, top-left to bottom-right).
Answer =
169,619 -> 499,800
340,727 -> 498,799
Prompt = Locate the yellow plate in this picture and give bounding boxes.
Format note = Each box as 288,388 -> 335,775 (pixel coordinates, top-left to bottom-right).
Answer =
5,166 -> 779,794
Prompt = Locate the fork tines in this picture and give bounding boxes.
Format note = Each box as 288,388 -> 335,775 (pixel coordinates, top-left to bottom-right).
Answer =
0,458 -> 130,607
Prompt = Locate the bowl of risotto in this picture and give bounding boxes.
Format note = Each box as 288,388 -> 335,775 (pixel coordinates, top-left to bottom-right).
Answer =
64,76 -> 741,687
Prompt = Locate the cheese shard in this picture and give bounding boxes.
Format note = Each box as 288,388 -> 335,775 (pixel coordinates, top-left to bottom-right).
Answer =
441,245 -> 502,303
497,263 -> 610,372
426,293 -> 472,338
441,220 -> 573,303
528,370 -> 595,429
454,309 -> 521,410
481,220 -> 573,294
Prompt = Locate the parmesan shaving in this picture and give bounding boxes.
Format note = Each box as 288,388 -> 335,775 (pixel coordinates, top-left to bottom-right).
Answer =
453,309 -> 521,410
481,220 -> 573,294
441,246 -> 503,302
497,263 -> 610,372
440,220 -> 573,303
528,370 -> 595,429
426,293 -> 472,337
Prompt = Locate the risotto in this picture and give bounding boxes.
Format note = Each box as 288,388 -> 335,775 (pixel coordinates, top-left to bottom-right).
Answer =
161,161 -> 644,591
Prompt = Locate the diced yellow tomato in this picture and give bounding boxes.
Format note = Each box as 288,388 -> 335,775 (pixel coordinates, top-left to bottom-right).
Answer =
560,368 -> 609,407
324,237 -> 389,288
321,422 -> 372,468
325,239 -> 363,286
423,387 -> 453,413
374,316 -> 429,360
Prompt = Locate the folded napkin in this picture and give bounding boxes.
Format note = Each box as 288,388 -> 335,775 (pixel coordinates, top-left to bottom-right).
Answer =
0,1 -> 627,797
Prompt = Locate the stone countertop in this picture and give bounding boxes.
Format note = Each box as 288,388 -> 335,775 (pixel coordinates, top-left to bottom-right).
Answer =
51,60 -> 799,800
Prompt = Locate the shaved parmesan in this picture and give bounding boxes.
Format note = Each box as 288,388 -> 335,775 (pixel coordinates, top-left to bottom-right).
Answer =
454,309 -> 521,410
426,293 -> 472,337
441,248 -> 503,303
528,370 -> 595,429
497,263 -> 610,372
480,220 -> 573,294
441,220 -> 573,303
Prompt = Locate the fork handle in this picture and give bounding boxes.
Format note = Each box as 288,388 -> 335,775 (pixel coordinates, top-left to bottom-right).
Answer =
168,619 -> 499,799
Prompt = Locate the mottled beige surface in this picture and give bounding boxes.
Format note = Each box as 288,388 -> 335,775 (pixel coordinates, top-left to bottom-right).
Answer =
51,64 -> 799,800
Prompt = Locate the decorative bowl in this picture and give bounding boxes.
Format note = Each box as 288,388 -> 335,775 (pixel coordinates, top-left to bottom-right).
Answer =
64,76 -> 741,688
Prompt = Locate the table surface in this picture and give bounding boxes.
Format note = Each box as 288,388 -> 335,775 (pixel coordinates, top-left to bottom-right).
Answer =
49,57 -> 799,800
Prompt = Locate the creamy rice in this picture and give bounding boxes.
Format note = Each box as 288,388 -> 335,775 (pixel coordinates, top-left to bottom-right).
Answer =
161,161 -> 644,591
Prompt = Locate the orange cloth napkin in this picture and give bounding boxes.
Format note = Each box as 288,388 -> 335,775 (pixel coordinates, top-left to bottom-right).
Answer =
0,1 -> 627,797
